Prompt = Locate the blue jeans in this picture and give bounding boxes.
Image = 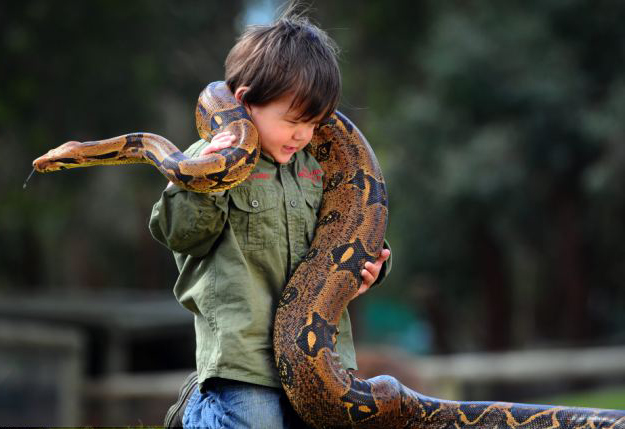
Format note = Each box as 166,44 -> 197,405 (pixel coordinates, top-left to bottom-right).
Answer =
183,378 -> 310,429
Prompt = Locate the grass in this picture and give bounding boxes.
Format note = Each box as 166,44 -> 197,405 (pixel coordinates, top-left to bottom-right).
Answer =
531,386 -> 625,410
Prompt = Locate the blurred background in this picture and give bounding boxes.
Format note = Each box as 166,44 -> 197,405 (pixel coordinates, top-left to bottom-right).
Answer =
1,0 -> 625,425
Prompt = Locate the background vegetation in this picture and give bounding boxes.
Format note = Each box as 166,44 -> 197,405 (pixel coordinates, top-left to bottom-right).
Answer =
2,0 -> 625,357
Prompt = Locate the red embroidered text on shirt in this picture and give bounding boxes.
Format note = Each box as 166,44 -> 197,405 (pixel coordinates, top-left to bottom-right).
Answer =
249,172 -> 271,180
298,168 -> 323,184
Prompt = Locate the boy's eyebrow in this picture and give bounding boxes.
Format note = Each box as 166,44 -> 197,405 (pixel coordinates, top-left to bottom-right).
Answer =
283,108 -> 325,123
283,109 -> 307,120
284,112 -> 323,123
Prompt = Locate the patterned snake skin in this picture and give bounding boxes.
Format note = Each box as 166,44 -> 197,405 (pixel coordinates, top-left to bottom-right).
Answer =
33,82 -> 625,428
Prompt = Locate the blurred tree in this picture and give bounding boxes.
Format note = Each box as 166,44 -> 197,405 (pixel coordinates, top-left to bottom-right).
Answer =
0,0 -> 241,290
1,0 -> 624,356
313,0 -> 625,352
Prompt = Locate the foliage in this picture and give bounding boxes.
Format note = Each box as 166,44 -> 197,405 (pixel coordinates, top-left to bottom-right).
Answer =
314,0 -> 625,352
0,0 -> 241,290
1,0 -> 625,354
533,385 -> 625,409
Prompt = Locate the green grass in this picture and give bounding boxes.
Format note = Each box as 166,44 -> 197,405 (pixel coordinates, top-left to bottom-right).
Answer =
532,386 -> 625,410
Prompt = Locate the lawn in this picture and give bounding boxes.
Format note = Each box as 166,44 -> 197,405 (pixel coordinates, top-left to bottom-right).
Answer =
532,386 -> 625,410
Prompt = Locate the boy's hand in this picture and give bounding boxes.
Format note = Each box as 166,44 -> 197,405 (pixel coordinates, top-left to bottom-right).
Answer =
200,131 -> 237,156
166,132 -> 237,189
354,248 -> 391,299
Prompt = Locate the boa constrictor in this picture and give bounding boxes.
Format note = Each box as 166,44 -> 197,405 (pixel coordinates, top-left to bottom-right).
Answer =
33,81 -> 625,428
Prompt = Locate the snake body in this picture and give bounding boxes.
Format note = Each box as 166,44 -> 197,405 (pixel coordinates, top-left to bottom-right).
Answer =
33,81 -> 625,428
33,83 -> 259,193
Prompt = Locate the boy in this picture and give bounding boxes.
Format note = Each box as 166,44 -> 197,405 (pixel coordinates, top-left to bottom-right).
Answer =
149,13 -> 391,429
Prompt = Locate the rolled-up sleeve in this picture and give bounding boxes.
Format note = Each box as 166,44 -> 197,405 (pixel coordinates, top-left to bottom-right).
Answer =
149,186 -> 229,257
148,139 -> 230,257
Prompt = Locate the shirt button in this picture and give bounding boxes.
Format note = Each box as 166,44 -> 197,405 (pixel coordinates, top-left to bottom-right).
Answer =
290,200 -> 297,207
251,200 -> 259,208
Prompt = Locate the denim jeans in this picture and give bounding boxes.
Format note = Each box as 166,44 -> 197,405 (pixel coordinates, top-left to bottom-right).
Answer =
183,378 -> 310,429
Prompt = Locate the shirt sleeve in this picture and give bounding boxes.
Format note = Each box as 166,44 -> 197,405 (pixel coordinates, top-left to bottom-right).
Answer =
148,140 -> 230,257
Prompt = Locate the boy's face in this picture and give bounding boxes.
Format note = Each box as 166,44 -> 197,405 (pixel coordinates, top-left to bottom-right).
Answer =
244,92 -> 321,164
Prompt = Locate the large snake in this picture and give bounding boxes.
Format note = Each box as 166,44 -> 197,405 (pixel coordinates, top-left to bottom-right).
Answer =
33,81 -> 625,428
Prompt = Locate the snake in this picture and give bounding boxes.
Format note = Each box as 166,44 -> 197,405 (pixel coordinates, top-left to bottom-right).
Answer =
33,81 -> 625,428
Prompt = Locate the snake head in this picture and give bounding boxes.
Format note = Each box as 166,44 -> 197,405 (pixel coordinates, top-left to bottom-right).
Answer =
32,141 -> 84,172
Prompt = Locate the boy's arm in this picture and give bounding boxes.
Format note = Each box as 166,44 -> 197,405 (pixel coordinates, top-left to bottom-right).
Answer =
148,140 -> 229,257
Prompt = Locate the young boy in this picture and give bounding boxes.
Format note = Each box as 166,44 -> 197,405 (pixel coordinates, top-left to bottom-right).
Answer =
149,13 -> 391,429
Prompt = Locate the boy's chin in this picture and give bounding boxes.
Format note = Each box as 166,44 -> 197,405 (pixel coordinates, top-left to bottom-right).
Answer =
261,147 -> 297,164
274,153 -> 296,164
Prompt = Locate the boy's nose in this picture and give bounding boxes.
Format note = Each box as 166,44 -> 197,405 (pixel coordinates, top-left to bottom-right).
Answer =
294,125 -> 314,142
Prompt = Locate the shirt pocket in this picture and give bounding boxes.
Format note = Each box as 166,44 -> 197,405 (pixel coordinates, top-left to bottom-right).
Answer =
229,186 -> 278,251
303,187 -> 323,245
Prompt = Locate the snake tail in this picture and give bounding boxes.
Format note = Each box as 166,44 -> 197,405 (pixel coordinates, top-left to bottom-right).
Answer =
272,109 -> 625,428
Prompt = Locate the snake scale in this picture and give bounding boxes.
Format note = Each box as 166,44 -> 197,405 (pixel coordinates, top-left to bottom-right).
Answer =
33,81 -> 625,428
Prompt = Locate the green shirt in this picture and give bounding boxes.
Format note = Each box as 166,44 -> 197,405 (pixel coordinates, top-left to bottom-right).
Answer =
151,140 -> 371,388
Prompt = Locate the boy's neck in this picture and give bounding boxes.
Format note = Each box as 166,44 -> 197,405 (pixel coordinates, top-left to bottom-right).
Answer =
260,149 -> 297,165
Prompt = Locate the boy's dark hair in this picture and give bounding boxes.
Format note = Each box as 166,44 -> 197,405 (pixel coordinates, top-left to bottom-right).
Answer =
225,10 -> 341,122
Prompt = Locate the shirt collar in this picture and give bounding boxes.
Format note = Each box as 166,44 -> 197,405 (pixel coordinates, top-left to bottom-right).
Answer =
260,150 -> 297,165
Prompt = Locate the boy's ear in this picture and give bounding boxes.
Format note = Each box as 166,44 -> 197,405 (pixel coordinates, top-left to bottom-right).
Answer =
234,86 -> 250,104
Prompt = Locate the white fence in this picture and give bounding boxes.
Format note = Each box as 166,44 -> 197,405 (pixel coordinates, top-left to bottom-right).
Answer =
357,345 -> 625,400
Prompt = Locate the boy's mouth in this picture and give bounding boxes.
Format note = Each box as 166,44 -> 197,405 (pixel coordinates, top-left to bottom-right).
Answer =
282,145 -> 297,153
